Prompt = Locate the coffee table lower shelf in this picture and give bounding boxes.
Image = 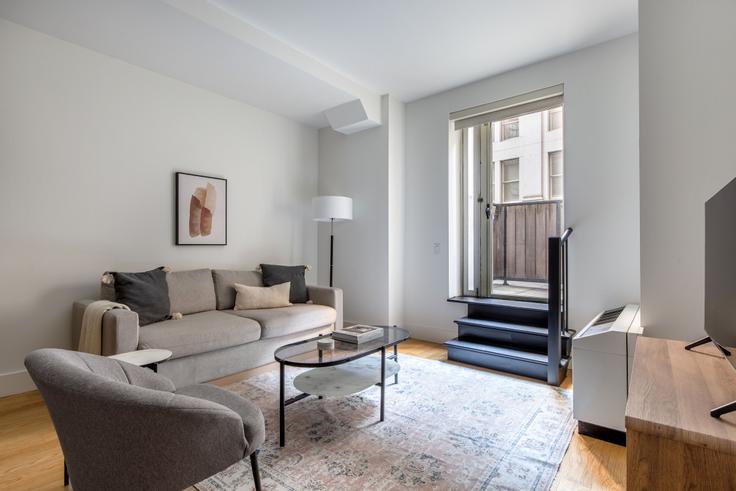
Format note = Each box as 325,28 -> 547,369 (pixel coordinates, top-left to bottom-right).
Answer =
293,357 -> 400,397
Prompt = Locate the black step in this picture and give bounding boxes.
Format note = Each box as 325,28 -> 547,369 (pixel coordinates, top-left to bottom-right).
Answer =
455,317 -> 549,351
448,296 -> 548,325
445,338 -> 569,382
454,317 -> 572,355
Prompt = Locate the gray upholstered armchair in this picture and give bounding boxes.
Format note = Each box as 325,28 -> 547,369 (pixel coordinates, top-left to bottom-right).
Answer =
25,348 -> 265,491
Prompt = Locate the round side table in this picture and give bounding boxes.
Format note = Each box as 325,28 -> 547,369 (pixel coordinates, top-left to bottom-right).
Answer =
109,348 -> 172,372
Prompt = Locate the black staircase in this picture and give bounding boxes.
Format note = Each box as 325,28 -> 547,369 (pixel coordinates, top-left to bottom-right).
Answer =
445,227 -> 573,386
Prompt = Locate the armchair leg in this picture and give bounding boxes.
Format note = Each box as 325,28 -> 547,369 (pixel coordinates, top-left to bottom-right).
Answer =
250,452 -> 262,491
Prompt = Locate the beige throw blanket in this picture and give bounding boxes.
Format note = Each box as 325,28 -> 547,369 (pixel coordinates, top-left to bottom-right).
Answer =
78,300 -> 131,355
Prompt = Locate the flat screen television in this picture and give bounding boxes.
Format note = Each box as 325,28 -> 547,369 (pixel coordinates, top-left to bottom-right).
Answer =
703,176 -> 736,417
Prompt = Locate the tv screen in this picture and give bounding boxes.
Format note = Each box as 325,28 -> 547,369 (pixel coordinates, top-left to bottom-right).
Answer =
705,176 -> 736,369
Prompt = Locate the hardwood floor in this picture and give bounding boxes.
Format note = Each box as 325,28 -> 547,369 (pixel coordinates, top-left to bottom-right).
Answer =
0,339 -> 624,490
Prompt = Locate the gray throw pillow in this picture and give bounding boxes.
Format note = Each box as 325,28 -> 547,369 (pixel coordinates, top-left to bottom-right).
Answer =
112,267 -> 170,326
260,264 -> 309,303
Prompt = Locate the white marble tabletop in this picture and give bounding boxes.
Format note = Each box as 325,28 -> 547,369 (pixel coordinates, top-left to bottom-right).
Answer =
109,349 -> 172,366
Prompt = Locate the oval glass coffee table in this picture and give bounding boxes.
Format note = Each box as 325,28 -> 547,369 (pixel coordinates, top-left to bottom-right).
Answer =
274,326 -> 410,447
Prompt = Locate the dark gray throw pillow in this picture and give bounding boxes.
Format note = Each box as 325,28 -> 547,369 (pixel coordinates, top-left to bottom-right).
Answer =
112,267 -> 170,326
260,264 -> 309,303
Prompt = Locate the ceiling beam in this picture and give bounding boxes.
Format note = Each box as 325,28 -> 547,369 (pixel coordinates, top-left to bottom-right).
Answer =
163,0 -> 381,127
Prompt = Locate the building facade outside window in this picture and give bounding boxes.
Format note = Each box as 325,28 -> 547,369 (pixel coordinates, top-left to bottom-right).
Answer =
549,150 -> 563,199
500,118 -> 519,141
501,158 -> 520,202
548,107 -> 563,131
491,107 -> 563,203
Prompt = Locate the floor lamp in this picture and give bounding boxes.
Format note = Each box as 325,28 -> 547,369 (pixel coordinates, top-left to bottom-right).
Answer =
312,196 -> 353,287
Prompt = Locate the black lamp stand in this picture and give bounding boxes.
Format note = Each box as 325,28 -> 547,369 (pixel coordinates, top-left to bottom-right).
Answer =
329,218 -> 335,287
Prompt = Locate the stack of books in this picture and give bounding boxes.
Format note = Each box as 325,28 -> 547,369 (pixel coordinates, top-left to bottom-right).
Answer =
332,325 -> 385,344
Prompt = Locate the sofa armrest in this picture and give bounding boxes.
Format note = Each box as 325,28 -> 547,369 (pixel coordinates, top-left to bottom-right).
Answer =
102,310 -> 140,355
72,300 -> 139,355
308,286 -> 343,331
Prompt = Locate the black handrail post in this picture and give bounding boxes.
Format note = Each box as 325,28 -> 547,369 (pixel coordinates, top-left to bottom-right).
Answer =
564,240 -> 569,334
547,236 -> 562,385
502,205 -> 508,285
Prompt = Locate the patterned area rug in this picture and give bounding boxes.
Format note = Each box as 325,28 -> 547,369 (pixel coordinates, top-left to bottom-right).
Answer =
196,354 -> 574,491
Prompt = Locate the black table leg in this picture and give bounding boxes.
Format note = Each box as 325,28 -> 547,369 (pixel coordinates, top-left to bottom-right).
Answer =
279,362 -> 285,447
140,362 -> 159,373
380,346 -> 385,422
318,349 -> 323,399
64,460 -> 69,486
393,344 -> 399,385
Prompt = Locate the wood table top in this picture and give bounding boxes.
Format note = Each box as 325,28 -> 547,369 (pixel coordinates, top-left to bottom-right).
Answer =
626,336 -> 736,455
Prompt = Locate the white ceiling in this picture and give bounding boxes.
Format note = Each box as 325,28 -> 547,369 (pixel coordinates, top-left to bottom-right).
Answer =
0,0 -> 375,127
213,0 -> 638,102
0,0 -> 637,126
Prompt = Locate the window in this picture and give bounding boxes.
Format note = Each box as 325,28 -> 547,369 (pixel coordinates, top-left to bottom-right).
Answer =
501,158 -> 520,202
549,151 -> 563,199
451,87 -> 564,298
548,107 -> 562,131
500,118 -> 519,140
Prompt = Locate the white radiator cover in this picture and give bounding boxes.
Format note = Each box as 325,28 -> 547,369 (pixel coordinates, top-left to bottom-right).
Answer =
572,304 -> 643,432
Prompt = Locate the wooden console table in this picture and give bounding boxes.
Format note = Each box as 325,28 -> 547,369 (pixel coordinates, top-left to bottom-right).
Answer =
626,337 -> 736,489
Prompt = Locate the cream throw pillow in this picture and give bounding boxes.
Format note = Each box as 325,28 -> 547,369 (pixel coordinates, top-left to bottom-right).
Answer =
234,281 -> 292,310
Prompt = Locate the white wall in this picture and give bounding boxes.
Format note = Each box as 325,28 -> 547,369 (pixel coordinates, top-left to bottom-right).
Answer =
639,1 -> 736,340
0,19 -> 319,395
317,95 -> 406,326
387,96 -> 406,326
404,35 -> 640,342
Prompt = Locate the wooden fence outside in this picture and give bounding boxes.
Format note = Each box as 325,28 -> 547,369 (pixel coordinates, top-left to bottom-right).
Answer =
493,200 -> 562,282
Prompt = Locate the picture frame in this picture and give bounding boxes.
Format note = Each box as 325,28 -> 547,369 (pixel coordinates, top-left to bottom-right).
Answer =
175,172 -> 227,245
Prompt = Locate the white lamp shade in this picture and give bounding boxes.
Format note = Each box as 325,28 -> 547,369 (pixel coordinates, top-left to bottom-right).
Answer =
312,195 -> 353,222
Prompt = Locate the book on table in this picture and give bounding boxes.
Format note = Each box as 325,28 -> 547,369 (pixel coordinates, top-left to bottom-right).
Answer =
332,325 -> 385,344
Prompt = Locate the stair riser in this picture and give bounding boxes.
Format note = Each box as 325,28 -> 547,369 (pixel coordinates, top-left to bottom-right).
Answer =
456,324 -> 572,355
458,325 -> 547,351
467,304 -> 547,326
447,345 -> 548,381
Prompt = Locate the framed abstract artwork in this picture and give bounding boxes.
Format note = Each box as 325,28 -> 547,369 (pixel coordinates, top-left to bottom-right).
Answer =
176,172 -> 227,245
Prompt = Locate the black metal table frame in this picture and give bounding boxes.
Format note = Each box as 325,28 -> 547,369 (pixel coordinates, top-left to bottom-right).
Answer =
278,342 -> 400,447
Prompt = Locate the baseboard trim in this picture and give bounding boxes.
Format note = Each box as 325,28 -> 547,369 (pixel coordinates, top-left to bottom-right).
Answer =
343,321 -> 455,345
402,324 -> 457,344
578,420 -> 626,446
0,369 -> 35,397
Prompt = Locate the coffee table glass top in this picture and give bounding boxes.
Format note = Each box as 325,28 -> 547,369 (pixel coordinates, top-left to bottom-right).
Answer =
274,326 -> 409,367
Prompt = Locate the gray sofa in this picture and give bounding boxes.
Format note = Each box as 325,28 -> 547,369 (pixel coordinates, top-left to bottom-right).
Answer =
25,348 -> 265,491
73,268 -> 342,387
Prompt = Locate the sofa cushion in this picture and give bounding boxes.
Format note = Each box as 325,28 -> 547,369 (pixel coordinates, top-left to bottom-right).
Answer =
167,269 -> 216,315
234,282 -> 292,310
138,311 -> 261,359
112,267 -> 170,326
260,264 -> 309,303
100,276 -> 115,301
212,270 -> 262,310
226,304 -> 336,339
